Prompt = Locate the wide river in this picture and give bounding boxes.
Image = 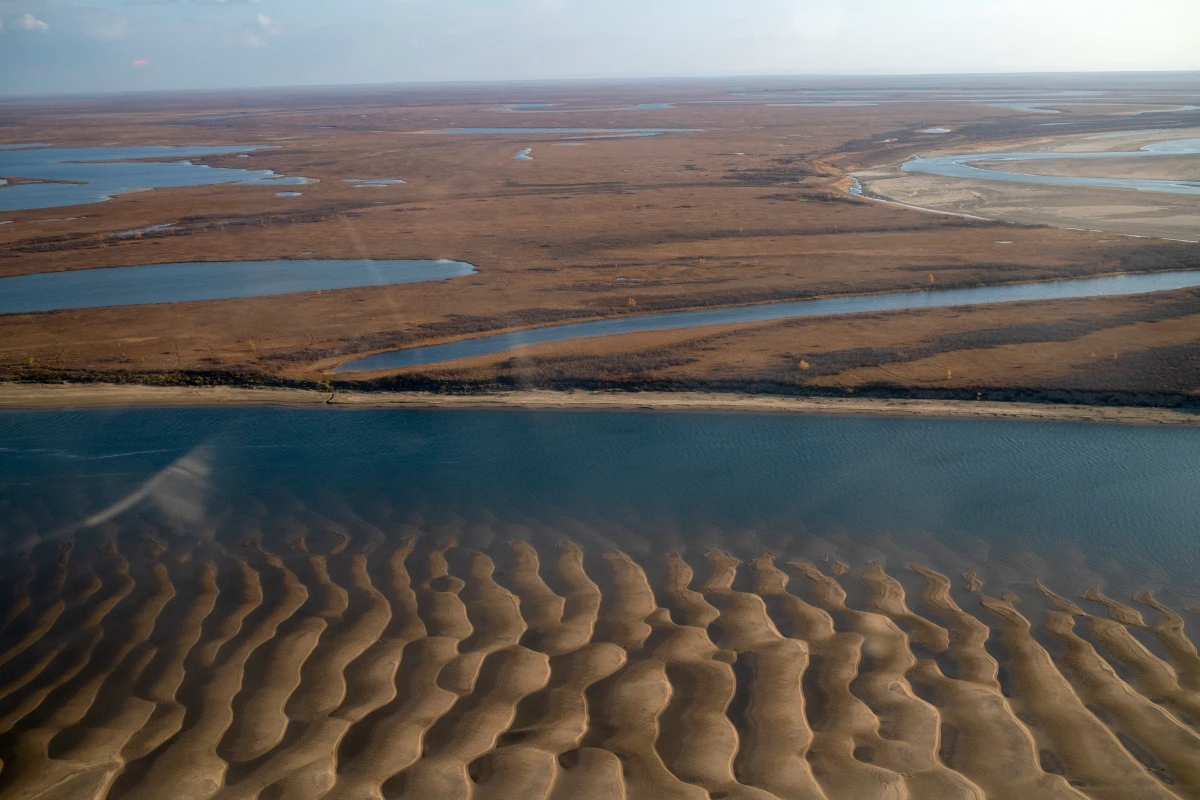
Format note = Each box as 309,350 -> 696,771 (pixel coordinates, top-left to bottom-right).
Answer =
2,407 -> 1197,603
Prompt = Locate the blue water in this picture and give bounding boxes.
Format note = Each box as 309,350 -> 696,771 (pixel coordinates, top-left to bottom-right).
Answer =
335,270 -> 1200,372
902,137 -> 1200,195
0,143 -> 311,212
0,259 -> 476,314
512,148 -> 534,161
2,407 -> 1197,599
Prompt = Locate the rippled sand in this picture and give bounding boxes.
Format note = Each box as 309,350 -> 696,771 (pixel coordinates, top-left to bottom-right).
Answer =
0,535 -> 1198,799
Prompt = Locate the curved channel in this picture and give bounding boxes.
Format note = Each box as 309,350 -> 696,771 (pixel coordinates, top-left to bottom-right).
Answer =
901,137 -> 1200,195
0,259 -> 477,314
334,269 -> 1200,372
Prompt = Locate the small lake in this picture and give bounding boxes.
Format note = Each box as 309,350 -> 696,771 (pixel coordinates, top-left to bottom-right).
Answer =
0,259 -> 476,314
0,144 -> 311,212
335,270 -> 1200,372
2,408 -> 1198,602
902,137 -> 1200,195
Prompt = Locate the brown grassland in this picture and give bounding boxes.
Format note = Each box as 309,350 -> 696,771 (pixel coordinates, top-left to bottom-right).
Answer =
1,75 -> 1199,410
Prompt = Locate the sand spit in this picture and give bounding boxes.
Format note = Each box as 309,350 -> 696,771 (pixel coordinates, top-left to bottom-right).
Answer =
2,384 -> 1200,426
0,538 -> 1197,798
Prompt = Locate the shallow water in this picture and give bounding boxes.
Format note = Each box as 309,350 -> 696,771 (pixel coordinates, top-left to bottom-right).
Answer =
0,259 -> 477,314
902,137 -> 1200,195
1,406 -> 1197,600
3,405 -> 1197,795
335,269 -> 1200,372
0,143 -> 311,211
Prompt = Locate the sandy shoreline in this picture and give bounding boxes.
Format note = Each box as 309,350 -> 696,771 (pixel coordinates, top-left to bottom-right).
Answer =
1,382 -> 1197,425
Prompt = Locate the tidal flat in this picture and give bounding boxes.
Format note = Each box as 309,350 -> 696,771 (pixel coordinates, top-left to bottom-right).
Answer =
1,406 -> 1199,797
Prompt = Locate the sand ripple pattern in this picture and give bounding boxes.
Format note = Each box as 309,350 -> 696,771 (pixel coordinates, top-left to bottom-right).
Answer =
0,535 -> 1197,799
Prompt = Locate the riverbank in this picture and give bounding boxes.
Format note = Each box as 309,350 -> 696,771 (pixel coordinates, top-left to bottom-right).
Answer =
2,382 -> 1197,424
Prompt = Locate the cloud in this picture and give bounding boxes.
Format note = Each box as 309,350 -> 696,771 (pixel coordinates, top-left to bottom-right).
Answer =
5,12 -> 49,32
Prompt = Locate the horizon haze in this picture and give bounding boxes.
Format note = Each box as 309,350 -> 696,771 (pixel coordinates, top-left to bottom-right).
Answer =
2,0 -> 1200,96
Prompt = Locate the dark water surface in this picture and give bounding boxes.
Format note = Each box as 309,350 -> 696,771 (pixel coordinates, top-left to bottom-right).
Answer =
336,270 -> 1200,372
0,259 -> 476,314
2,407 -> 1197,602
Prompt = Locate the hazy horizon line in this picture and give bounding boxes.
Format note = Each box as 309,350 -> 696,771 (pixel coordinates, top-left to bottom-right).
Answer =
3,67 -> 1198,103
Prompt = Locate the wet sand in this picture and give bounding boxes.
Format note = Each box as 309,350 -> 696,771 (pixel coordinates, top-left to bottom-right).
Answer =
1,383 -> 1198,425
0,533 -> 1197,798
854,128 -> 1200,242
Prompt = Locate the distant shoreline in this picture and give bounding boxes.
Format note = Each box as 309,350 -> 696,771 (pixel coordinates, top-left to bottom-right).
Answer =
1,383 -> 1197,425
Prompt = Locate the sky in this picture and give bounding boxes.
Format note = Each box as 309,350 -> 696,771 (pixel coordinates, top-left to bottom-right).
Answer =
1,0 -> 1199,96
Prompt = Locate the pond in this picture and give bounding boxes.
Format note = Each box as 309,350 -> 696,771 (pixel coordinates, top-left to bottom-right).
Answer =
0,143 -> 312,212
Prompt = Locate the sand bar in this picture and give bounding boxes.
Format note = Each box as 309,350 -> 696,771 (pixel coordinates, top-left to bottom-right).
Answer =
0,383 -> 1197,425
0,534 -> 1197,798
